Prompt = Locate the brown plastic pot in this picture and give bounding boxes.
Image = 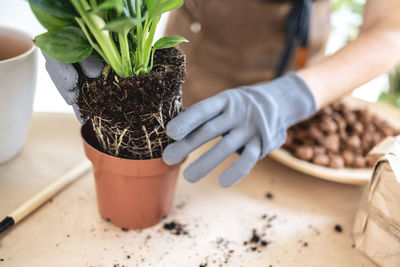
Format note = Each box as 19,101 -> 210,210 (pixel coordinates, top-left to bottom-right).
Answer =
81,124 -> 181,230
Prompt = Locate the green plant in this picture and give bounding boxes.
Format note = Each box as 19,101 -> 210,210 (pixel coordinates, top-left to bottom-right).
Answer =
331,0 -> 365,15
379,65 -> 400,108
29,0 -> 188,77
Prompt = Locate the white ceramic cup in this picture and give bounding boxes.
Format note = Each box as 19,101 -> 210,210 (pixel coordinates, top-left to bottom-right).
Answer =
0,26 -> 38,164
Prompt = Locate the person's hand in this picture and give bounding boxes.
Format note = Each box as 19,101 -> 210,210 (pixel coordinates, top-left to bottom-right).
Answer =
43,54 -> 104,123
162,73 -> 318,187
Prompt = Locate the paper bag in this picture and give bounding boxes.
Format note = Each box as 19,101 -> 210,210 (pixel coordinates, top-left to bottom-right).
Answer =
353,136 -> 400,267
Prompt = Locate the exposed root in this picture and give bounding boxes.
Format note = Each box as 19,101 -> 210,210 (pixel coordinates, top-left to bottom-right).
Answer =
142,125 -> 153,159
170,90 -> 182,117
92,117 -> 107,150
115,127 -> 128,156
156,104 -> 166,131
155,128 -> 163,153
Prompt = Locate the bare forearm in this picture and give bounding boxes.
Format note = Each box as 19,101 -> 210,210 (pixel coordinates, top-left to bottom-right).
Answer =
297,0 -> 400,108
298,29 -> 400,107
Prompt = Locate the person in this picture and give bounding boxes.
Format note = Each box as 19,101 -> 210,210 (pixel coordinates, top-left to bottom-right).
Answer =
44,0 -> 400,187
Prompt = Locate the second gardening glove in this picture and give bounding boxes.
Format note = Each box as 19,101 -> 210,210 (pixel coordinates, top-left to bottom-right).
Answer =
43,54 -> 104,123
163,73 -> 318,187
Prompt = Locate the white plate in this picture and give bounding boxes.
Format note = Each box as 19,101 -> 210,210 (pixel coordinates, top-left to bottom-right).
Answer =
268,96 -> 400,185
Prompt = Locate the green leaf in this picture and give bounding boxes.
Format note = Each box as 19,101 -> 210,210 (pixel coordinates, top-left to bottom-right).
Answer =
104,17 -> 144,33
92,0 -> 124,15
35,26 -> 93,63
389,65 -> 400,93
29,2 -> 73,30
379,92 -> 400,108
153,35 -> 188,50
144,0 -> 183,20
28,0 -> 77,19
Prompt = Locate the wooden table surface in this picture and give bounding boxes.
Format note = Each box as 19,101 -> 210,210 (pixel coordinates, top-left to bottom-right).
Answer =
0,113 -> 375,267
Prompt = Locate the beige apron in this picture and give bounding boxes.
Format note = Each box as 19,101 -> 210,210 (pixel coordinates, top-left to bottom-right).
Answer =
165,0 -> 331,106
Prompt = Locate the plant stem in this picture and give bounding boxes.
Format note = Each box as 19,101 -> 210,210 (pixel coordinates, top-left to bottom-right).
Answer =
135,0 -> 142,37
143,16 -> 160,72
75,17 -> 107,61
141,17 -> 149,64
89,0 -> 97,8
126,0 -> 135,17
134,0 -> 145,74
71,0 -> 126,76
118,29 -> 133,76
148,47 -> 156,73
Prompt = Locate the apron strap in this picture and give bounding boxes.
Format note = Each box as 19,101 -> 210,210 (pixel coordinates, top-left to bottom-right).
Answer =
275,0 -> 312,78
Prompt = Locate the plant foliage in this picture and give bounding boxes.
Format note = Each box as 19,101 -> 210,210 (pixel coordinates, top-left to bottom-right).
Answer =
379,66 -> 400,108
29,0 -> 188,77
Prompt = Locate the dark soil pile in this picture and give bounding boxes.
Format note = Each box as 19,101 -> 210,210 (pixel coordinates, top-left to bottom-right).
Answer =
242,214 -> 276,253
77,48 -> 186,159
334,224 -> 343,233
163,221 -> 188,236
243,229 -> 269,252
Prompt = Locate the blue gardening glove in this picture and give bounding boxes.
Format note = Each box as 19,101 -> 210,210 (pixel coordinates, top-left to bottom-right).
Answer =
43,54 -> 104,123
163,73 -> 318,187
